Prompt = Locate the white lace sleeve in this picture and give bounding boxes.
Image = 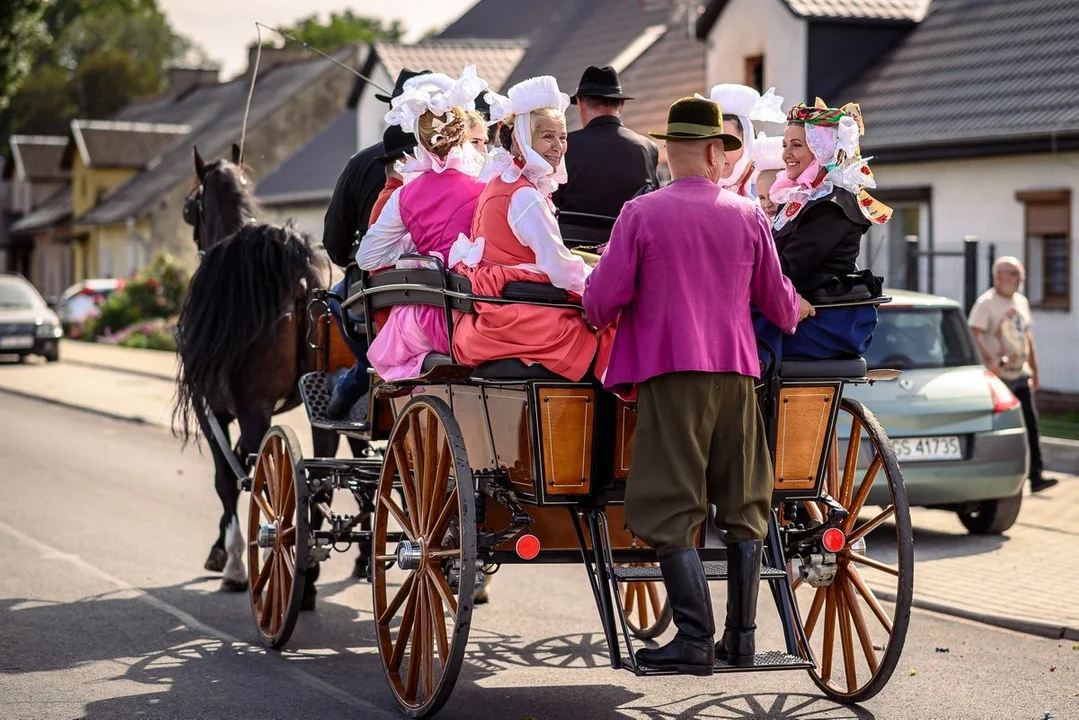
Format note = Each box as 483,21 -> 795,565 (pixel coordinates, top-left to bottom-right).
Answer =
356,188 -> 415,269
507,187 -> 589,295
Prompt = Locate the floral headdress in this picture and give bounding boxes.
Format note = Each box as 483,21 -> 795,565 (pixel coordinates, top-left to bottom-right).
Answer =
772,97 -> 892,228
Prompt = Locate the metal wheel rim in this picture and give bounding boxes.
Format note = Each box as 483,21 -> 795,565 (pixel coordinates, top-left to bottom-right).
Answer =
372,396 -> 476,718
247,426 -> 308,649
792,398 -> 914,702
615,564 -> 673,639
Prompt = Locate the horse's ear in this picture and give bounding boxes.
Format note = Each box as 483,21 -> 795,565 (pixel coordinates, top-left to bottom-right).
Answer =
231,143 -> 241,165
193,146 -> 206,181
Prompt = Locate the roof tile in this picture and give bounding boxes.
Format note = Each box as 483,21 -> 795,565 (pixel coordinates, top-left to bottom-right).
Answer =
8,136 -> 69,182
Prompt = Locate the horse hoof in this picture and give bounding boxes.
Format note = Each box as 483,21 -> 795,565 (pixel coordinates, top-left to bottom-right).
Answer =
300,591 -> 317,612
205,547 -> 227,573
473,588 -> 489,605
220,577 -> 248,593
352,554 -> 371,581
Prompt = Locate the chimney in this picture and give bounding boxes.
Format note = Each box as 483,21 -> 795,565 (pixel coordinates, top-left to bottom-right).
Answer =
246,45 -> 310,79
167,66 -> 220,97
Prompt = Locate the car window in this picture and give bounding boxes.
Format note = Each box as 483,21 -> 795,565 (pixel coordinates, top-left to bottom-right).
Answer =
864,307 -> 979,370
0,279 -> 43,309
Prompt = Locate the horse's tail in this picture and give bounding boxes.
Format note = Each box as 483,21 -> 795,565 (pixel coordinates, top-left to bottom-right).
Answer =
172,222 -> 325,444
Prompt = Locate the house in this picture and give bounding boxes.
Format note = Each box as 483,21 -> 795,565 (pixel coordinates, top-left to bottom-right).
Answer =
4,135 -> 73,296
696,0 -> 1079,394
255,0 -> 710,233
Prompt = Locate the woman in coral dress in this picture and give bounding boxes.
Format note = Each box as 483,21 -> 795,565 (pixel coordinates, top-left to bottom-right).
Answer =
449,76 -> 610,381
356,66 -> 489,381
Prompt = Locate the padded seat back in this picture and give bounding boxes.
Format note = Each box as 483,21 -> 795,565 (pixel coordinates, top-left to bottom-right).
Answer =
779,357 -> 867,379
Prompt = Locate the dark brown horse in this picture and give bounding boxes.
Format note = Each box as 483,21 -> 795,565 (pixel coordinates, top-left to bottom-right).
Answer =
173,145 -> 355,601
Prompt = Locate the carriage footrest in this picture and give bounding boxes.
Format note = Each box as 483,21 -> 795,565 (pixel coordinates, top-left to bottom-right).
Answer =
300,371 -> 369,432
612,561 -> 787,582
635,650 -> 813,676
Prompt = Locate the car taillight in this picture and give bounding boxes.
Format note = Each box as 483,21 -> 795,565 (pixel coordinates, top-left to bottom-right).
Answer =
985,371 -> 1019,413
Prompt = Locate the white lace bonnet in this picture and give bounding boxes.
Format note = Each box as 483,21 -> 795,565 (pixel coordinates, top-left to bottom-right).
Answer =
699,84 -> 786,187
480,76 -> 571,191
384,65 -> 488,138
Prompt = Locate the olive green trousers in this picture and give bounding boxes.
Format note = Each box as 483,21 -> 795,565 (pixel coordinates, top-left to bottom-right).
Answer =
624,371 -> 773,555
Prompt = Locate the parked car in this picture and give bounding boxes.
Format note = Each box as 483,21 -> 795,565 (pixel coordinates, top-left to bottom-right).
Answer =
58,278 -> 125,325
843,289 -> 1028,534
0,273 -> 63,362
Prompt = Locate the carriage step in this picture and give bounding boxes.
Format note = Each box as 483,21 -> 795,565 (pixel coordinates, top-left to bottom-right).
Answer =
300,372 -> 370,433
612,561 -> 787,583
635,650 -> 813,676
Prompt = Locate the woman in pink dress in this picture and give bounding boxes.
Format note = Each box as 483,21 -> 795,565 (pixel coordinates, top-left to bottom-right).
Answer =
356,66 -> 489,381
449,76 -> 611,381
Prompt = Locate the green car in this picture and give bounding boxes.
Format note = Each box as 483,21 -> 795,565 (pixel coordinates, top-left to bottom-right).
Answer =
843,289 -> 1028,535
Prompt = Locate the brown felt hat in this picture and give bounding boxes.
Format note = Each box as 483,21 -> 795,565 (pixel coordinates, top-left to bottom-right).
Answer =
647,96 -> 743,149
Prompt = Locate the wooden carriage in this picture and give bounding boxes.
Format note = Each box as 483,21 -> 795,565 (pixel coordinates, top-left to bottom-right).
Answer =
243,259 -> 914,719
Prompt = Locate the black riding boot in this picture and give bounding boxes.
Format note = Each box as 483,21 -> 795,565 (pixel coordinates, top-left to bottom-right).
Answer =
716,539 -> 763,666
634,548 -> 715,675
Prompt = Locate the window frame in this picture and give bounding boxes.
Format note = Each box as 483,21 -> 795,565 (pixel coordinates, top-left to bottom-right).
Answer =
1016,188 -> 1072,312
744,55 -> 764,93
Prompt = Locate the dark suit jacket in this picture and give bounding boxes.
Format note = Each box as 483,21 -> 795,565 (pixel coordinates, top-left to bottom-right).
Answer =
322,141 -> 386,268
553,115 -> 660,220
773,189 -> 870,293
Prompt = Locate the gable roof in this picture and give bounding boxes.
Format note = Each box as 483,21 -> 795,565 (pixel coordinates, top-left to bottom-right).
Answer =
374,39 -> 527,93
439,0 -> 581,40
7,136 -> 69,182
65,120 -> 190,170
10,184 -> 73,235
696,0 -> 926,38
841,0 -> 1079,160
256,108 -> 356,206
78,47 -> 358,226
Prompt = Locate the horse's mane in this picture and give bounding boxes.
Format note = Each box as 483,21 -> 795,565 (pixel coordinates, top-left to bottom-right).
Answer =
172,221 -> 325,444
201,159 -> 262,247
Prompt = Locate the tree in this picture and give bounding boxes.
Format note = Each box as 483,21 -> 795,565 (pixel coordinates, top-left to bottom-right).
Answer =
4,66 -> 77,137
71,49 -> 160,119
0,1 -> 49,113
262,10 -> 405,52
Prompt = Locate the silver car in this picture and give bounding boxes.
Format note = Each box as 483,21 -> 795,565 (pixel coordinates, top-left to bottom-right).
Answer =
843,289 -> 1028,534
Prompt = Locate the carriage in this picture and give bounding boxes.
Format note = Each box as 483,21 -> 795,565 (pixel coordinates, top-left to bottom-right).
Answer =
238,247 -> 913,718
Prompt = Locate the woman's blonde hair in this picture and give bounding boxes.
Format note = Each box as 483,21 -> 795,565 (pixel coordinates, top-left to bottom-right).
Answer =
497,107 -> 566,154
416,107 -> 468,158
462,109 -> 486,132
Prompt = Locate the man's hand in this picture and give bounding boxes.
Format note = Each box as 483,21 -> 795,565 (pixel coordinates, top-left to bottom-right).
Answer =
798,295 -> 816,322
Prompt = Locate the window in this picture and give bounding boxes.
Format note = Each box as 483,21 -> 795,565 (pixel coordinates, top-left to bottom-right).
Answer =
1017,189 -> 1071,310
863,307 -> 978,370
744,55 -> 764,93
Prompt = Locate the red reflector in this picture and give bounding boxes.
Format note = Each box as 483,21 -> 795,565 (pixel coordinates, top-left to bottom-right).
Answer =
822,528 -> 846,553
515,534 -> 541,560
985,371 -> 1020,414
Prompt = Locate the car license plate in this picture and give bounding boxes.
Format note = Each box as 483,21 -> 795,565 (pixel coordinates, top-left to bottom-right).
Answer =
0,335 -> 33,350
891,436 -> 962,462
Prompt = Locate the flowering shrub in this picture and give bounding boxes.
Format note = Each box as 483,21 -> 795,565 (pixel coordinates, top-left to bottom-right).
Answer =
98,317 -> 178,351
80,253 -> 189,347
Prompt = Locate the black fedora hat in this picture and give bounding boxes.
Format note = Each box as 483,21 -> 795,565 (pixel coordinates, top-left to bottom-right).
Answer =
374,67 -> 435,104
648,97 -> 743,149
570,65 -> 634,105
376,124 -> 418,164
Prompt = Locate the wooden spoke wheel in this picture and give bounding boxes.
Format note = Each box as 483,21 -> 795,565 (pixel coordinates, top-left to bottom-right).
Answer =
373,396 -> 476,719
792,398 -> 913,703
247,426 -> 309,649
616,565 -> 673,639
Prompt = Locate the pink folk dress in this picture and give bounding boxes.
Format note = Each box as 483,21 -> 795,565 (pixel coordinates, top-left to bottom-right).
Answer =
358,167 -> 483,381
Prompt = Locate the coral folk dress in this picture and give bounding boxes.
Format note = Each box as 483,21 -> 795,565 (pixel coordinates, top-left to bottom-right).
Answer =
451,172 -> 612,381
358,167 -> 483,381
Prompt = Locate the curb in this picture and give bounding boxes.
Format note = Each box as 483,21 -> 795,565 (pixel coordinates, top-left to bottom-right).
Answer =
874,587 -> 1079,641
1044,437 -> 1079,474
0,386 -> 161,428
61,357 -> 176,383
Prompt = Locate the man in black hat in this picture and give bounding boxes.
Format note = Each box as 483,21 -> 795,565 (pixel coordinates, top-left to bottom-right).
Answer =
553,65 -> 660,239
322,68 -> 430,268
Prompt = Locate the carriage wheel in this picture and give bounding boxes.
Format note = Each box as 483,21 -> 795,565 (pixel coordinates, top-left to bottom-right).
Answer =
247,426 -> 309,649
373,396 -> 476,718
616,566 -> 673,639
792,398 -> 913,703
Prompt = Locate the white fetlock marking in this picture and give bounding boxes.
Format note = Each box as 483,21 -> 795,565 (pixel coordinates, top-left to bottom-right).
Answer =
223,515 -> 247,583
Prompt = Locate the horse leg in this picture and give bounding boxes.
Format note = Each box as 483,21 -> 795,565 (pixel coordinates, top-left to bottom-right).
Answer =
217,410 -> 271,593
196,407 -> 236,574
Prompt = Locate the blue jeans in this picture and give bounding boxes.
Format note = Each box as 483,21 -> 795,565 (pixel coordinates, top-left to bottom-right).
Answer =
328,279 -> 370,403
753,305 -> 878,372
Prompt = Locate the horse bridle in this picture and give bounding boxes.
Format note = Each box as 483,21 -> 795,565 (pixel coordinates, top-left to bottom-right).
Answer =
183,184 -> 205,259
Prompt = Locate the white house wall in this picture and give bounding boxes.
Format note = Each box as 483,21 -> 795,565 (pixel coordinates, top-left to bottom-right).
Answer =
703,0 -> 807,139
873,152 -> 1079,393
356,63 -> 395,152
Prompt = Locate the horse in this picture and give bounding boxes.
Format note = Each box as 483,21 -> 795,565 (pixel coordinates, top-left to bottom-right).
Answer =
173,144 -> 360,603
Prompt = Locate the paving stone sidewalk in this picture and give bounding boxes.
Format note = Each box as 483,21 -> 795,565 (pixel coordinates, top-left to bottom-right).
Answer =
1,341 -> 1077,639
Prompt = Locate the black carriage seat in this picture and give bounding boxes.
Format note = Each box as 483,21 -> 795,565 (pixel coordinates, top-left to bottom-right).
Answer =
779,357 -> 867,379
472,358 -> 562,381
420,353 -> 456,373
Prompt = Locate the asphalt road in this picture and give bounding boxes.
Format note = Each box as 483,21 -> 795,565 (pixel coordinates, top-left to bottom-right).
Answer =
1,393 -> 1076,720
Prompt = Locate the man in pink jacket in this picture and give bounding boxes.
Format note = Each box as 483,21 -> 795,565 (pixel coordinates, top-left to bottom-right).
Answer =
583,97 -> 812,675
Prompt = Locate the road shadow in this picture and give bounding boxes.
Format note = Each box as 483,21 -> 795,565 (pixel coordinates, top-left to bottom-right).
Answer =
619,692 -> 874,719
